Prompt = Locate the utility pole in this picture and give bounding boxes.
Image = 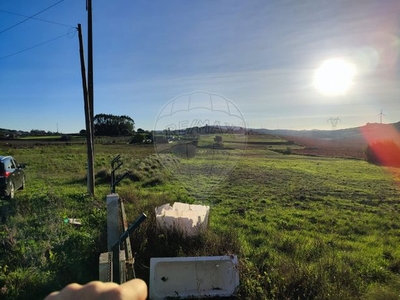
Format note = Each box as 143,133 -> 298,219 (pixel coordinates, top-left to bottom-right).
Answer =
77,24 -> 95,196
87,0 -> 94,126
86,0 -> 95,195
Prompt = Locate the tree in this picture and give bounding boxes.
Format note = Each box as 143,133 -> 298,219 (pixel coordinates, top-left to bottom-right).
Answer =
129,134 -> 146,144
30,129 -> 47,136
93,114 -> 135,136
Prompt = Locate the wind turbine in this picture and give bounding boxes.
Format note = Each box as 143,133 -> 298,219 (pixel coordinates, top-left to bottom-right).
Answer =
378,109 -> 385,124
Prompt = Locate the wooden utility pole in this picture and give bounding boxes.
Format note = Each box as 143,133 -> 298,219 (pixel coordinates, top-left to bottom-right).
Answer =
78,24 -> 95,196
87,0 -> 94,127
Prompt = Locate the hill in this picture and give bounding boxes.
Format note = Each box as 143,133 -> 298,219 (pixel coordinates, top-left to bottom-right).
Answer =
253,121 -> 400,142
255,122 -> 400,160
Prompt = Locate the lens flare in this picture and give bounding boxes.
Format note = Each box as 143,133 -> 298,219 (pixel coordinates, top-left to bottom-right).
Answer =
362,123 -> 400,167
313,58 -> 356,96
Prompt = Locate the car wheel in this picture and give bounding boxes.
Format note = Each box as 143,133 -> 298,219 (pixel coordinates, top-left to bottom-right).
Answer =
7,182 -> 15,200
21,176 -> 25,190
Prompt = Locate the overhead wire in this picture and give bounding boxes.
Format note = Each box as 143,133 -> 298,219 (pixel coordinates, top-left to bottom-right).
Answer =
0,0 -> 65,34
0,1 -> 78,60
0,8 -> 75,29
0,28 -> 77,60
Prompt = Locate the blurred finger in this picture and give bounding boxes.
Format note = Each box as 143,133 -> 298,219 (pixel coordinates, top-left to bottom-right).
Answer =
99,279 -> 148,300
44,283 -> 82,299
44,280 -> 148,300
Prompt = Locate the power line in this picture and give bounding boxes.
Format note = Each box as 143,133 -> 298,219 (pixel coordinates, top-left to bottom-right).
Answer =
0,8 -> 75,29
0,29 -> 77,60
0,0 -> 65,34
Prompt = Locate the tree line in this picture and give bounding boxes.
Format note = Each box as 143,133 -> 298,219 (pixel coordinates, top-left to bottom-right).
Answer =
93,114 -> 135,136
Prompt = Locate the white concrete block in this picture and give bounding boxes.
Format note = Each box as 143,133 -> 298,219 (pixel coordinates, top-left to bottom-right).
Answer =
149,255 -> 239,299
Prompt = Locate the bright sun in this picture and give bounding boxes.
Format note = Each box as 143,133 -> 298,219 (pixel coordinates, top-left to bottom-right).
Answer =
313,58 -> 356,96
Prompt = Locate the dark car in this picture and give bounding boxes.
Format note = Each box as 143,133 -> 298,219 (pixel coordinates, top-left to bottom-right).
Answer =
0,156 -> 25,199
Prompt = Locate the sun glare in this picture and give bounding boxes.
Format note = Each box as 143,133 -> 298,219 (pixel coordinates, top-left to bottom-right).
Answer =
313,58 -> 356,96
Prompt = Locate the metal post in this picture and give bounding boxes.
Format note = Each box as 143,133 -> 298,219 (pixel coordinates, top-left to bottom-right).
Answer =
120,199 -> 134,280
111,213 -> 147,283
107,194 -> 120,251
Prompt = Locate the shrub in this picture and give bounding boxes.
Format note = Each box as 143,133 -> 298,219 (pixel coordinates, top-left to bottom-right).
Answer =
60,135 -> 72,142
283,147 -> 292,155
95,169 -> 111,184
129,134 -> 146,144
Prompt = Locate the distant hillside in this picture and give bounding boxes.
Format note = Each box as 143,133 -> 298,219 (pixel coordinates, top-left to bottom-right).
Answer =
253,121 -> 400,142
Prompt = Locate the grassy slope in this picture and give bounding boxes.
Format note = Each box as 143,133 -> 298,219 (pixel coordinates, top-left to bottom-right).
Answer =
210,150 -> 400,298
0,135 -> 399,299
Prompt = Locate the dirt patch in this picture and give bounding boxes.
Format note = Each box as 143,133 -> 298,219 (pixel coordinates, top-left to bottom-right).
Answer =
285,136 -> 367,159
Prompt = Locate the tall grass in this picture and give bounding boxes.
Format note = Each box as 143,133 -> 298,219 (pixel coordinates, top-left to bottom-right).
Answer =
0,136 -> 399,299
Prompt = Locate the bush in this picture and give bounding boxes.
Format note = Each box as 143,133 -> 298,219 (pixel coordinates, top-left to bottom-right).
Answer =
283,147 -> 292,155
60,135 -> 72,142
129,134 -> 146,144
95,169 -> 111,184
365,140 -> 400,167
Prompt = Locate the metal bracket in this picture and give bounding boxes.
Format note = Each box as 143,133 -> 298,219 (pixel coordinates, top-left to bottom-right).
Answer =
111,154 -> 129,193
111,213 -> 147,283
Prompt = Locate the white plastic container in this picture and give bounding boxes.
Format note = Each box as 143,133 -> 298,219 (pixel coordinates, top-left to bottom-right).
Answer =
155,202 -> 210,236
149,255 -> 239,299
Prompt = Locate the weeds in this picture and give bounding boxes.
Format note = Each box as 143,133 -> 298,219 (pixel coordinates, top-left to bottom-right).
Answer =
0,137 -> 400,299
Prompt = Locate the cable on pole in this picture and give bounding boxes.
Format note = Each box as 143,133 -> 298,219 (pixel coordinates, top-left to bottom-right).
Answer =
0,0 -> 65,34
0,8 -> 75,29
0,29 -> 77,60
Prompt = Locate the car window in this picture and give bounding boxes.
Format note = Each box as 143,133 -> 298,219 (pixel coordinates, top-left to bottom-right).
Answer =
4,159 -> 11,171
10,159 -> 16,169
13,158 -> 19,168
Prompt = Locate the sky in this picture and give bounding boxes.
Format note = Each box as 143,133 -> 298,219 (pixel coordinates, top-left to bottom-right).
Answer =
1,0 -> 399,133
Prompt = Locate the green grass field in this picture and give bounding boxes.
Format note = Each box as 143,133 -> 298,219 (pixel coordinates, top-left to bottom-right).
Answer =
0,134 -> 399,299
